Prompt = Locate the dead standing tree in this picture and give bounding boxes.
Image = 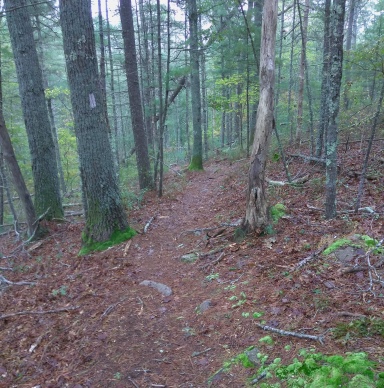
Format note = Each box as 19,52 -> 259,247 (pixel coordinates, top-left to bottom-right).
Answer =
243,0 -> 277,232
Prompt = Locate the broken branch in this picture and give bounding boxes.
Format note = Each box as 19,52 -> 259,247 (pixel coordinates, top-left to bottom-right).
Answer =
0,306 -> 80,320
256,323 -> 325,344
144,216 -> 155,233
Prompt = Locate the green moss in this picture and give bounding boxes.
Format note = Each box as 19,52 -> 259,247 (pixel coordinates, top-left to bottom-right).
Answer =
188,155 -> 203,171
323,238 -> 352,255
79,227 -> 136,256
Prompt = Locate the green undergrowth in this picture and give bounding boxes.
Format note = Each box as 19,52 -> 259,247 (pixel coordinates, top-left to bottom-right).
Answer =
334,316 -> 384,341
270,203 -> 286,224
79,227 -> 136,256
323,234 -> 383,256
209,347 -> 384,387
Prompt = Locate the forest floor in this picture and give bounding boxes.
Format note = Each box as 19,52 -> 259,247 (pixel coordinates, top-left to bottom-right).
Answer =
0,142 -> 384,387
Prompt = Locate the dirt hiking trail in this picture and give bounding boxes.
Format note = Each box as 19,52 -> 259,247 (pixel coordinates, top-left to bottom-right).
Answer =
1,146 -> 384,387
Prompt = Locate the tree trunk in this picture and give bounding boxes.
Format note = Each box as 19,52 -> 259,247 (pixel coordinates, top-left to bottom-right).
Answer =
287,0 -> 297,143
354,80 -> 384,212
325,0 -> 346,219
0,115 -> 40,238
243,0 -> 277,232
296,0 -> 309,143
187,0 -> 203,170
59,0 -> 130,248
5,0 -> 63,220
106,1 -> 120,168
138,0 -> 154,150
316,0 -> 331,158
343,0 -> 356,110
120,0 -> 153,190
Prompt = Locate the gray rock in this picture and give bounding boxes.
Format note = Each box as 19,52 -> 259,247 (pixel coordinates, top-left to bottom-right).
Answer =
139,280 -> 172,296
245,347 -> 260,366
196,299 -> 212,313
180,253 -> 199,263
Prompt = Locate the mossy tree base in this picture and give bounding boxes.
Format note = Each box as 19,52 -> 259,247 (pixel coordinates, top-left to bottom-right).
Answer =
79,227 -> 136,256
188,155 -> 203,171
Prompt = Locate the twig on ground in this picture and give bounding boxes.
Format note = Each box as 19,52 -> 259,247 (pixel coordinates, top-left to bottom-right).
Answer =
293,245 -> 328,270
0,306 -> 79,320
191,348 -> 212,357
256,323 -> 325,344
127,377 -> 139,388
306,204 -> 379,215
0,275 -> 35,287
144,216 -> 155,233
137,297 -> 144,315
266,174 -> 309,186
250,371 -> 267,385
181,226 -> 220,236
101,297 -> 129,319
123,240 -> 132,256
201,252 -> 225,270
199,244 -> 231,258
333,311 -> 367,318
0,267 -> 13,271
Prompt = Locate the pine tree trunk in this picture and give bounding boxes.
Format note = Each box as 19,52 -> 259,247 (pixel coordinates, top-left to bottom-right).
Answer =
120,0 -> 153,190
187,0 -> 203,170
59,0 -> 129,247
5,0 -> 63,220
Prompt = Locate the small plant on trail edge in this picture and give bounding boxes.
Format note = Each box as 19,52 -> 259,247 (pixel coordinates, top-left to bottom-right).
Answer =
52,285 -> 67,297
270,203 -> 286,224
205,273 -> 219,282
229,292 -> 247,308
209,347 -> 384,387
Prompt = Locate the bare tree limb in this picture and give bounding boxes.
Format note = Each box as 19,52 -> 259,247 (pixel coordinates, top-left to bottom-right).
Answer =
256,323 -> 325,344
0,306 -> 80,320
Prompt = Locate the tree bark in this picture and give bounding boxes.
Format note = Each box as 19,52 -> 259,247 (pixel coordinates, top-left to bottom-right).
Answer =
59,0 -> 129,246
187,0 -> 203,170
316,0 -> 331,158
296,0 -> 309,143
5,0 -> 63,220
0,115 -> 40,237
243,0 -> 277,232
120,0 -> 153,190
325,0 -> 346,219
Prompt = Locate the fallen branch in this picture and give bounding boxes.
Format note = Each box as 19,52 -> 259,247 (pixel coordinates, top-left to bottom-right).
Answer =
0,305 -> 80,320
0,275 -> 35,287
293,245 -> 328,270
201,252 -> 225,270
144,216 -> 155,233
101,297 -> 129,319
250,371 -> 267,385
306,204 -> 378,215
288,153 -> 326,165
199,244 -> 231,259
266,175 -> 309,186
191,348 -> 212,357
333,311 -> 366,318
256,323 -> 325,344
